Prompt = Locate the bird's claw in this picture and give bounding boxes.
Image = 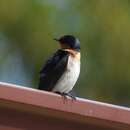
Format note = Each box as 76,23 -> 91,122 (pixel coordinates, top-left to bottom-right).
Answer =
55,92 -> 76,103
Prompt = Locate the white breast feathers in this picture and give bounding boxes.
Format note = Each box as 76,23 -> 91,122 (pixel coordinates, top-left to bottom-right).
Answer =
52,51 -> 80,93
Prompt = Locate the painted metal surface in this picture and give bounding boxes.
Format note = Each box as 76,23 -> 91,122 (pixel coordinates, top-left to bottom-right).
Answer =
0,82 -> 130,130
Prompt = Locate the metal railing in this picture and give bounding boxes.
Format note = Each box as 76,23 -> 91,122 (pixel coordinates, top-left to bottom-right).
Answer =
0,82 -> 130,130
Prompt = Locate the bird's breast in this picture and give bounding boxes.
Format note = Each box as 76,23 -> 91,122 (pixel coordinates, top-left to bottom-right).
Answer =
52,54 -> 80,93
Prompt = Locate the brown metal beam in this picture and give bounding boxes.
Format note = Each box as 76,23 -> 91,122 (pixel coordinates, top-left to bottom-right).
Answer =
0,82 -> 130,130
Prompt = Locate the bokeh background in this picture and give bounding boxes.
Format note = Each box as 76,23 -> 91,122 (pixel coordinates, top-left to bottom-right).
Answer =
0,0 -> 130,107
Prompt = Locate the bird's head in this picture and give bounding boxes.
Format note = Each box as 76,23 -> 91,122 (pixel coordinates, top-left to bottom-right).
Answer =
54,35 -> 80,52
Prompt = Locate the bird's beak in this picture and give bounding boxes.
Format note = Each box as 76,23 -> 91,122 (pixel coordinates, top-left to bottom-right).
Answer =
53,38 -> 59,42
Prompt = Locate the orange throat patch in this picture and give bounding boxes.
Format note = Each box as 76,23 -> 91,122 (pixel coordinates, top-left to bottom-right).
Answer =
64,49 -> 80,60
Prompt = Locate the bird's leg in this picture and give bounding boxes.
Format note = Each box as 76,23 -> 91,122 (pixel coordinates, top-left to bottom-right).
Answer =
55,92 -> 76,103
64,92 -> 76,101
55,92 -> 68,103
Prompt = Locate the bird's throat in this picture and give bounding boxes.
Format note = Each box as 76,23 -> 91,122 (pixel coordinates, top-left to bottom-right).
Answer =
64,49 -> 80,60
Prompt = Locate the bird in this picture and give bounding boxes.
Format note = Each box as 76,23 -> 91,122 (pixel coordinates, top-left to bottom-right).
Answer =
38,35 -> 80,99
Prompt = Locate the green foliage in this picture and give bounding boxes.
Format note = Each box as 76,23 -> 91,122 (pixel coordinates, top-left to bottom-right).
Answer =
0,0 -> 130,106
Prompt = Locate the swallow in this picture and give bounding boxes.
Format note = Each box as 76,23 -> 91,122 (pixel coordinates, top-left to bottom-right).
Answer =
38,35 -> 80,99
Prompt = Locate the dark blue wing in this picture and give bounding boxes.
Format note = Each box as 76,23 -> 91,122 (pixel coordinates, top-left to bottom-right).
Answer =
38,49 -> 69,91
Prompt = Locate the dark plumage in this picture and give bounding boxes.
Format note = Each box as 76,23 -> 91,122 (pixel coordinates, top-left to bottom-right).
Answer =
54,35 -> 80,52
38,49 -> 69,91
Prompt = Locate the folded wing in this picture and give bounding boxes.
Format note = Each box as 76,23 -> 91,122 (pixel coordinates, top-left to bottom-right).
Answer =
38,49 -> 69,91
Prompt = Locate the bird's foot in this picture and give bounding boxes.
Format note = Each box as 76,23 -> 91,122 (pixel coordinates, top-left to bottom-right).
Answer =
55,92 -> 76,103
